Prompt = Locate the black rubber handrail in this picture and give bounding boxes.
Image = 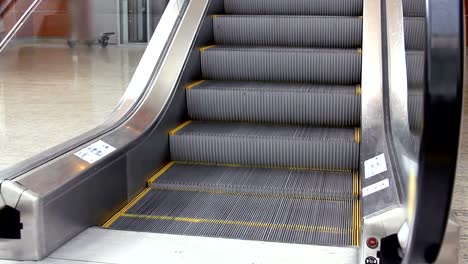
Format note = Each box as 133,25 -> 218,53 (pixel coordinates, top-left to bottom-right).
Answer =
403,0 -> 464,262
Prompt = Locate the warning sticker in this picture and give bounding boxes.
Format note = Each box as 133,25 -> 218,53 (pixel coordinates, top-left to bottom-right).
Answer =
362,178 -> 390,197
364,153 -> 388,179
74,140 -> 116,164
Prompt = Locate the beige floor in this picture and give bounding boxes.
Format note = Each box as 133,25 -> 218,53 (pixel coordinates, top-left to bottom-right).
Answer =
0,43 -> 145,169
452,71 -> 468,263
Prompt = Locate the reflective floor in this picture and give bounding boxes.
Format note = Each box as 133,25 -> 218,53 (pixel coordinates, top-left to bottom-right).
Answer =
0,42 -> 145,169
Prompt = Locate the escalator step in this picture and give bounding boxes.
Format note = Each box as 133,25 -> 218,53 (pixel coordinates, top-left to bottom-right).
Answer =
408,87 -> 423,132
213,15 -> 362,48
186,81 -> 361,126
109,189 -> 355,246
201,46 -> 362,85
169,121 -> 359,170
224,0 -> 362,16
150,162 -> 358,200
404,17 -> 425,50
402,0 -> 425,17
406,50 -> 424,86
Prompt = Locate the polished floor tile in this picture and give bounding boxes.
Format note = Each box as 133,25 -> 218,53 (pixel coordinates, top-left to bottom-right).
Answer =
0,43 -> 145,168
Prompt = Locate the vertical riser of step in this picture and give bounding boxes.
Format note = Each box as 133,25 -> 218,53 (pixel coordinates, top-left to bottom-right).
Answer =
406,51 -> 424,87
408,89 -> 423,131
201,48 -> 362,84
187,86 -> 361,126
404,18 -> 425,50
224,0 -> 363,16
213,16 -> 363,48
170,135 -> 359,170
402,0 -> 425,17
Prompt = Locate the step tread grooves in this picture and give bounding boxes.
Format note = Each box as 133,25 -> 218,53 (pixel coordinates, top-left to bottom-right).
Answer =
109,189 -> 354,246
213,15 -> 362,48
224,0 -> 363,16
201,46 -> 362,85
150,162 -> 355,200
187,81 -> 361,126
169,121 -> 359,170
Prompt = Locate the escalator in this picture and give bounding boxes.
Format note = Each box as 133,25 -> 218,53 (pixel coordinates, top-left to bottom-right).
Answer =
0,0 -> 464,262
103,0 -> 363,247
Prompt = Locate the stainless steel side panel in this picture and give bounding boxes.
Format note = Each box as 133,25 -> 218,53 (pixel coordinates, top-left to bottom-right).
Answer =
360,0 -> 402,216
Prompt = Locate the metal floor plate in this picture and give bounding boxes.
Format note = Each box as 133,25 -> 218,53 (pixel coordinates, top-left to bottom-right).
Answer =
0,228 -> 359,264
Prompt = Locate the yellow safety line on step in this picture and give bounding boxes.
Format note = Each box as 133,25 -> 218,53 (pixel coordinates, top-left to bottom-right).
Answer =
357,48 -> 362,55
185,80 -> 206,90
121,213 -> 350,234
199,45 -> 217,52
102,188 -> 152,228
355,171 -> 359,197
354,128 -> 361,144
152,186 -> 352,202
358,16 -> 363,20
169,120 -> 192,136
210,14 -> 221,18
356,84 -> 362,95
173,160 -> 352,173
148,161 -> 176,184
358,198 -> 362,245
352,171 -> 356,197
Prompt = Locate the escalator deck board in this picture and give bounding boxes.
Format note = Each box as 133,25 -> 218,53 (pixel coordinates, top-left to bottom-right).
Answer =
108,189 -> 359,247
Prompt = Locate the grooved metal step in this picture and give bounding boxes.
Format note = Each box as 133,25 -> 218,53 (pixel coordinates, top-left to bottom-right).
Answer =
406,50 -> 424,86
169,121 -> 360,170
408,87 -> 423,132
186,81 -> 361,126
402,0 -> 425,17
201,46 -> 362,85
149,162 -> 359,200
404,17 -> 425,50
108,189 -> 359,246
213,15 -> 362,48
224,0 -> 363,16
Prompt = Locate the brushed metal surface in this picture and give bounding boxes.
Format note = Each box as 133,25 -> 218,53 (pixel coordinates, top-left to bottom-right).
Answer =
0,228 -> 359,264
360,0 -> 401,217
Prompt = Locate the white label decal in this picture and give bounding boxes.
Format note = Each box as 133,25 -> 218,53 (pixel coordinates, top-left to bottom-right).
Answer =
364,153 -> 388,179
74,140 -> 116,164
362,178 -> 390,197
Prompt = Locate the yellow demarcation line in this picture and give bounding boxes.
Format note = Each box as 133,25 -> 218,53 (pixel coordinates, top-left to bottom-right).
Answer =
350,171 -> 362,246
121,213 -> 350,234
355,84 -> 362,95
357,48 -> 362,55
199,45 -> 217,52
352,171 -> 356,197
358,172 -> 362,244
152,186 -> 352,202
354,128 -> 361,143
210,14 -> 221,18
352,200 -> 357,246
185,80 -> 206,90
102,188 -> 152,228
169,120 -> 192,136
173,160 -> 352,173
358,16 -> 363,20
148,161 -> 176,184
